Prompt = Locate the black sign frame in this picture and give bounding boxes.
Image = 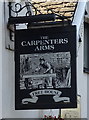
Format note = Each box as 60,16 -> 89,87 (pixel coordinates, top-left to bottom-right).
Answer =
15,25 -> 77,110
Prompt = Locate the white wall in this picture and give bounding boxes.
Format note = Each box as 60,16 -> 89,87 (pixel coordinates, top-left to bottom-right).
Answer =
86,1 -> 89,120
72,1 -> 87,118
0,2 -> 2,119
85,2 -> 89,120
77,22 -> 87,118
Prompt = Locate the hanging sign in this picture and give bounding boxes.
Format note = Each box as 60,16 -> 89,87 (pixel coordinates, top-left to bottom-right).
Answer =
15,25 -> 77,110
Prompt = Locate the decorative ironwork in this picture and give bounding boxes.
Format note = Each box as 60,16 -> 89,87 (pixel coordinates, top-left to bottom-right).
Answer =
8,2 -> 42,16
8,0 -> 78,22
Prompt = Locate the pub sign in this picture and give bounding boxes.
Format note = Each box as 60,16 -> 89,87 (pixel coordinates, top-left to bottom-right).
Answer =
15,25 -> 77,110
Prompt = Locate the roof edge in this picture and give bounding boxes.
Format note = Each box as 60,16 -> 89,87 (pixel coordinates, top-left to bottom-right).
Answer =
72,0 -> 87,36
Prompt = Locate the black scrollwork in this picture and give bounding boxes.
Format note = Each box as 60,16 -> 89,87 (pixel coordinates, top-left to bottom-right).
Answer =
8,2 -> 42,16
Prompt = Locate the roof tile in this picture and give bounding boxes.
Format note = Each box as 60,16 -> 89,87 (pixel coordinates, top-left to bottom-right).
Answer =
31,0 -> 78,21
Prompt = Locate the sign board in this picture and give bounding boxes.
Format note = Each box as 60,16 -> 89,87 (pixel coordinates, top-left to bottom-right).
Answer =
15,25 -> 77,110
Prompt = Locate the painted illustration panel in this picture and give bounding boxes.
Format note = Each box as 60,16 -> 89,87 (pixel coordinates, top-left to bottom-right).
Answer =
15,26 -> 77,109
